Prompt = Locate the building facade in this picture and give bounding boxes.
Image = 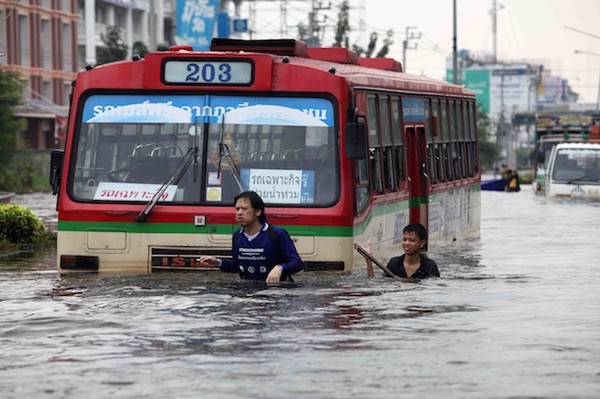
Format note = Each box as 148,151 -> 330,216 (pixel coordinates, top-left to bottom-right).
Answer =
1,0 -> 77,150
1,0 -> 243,151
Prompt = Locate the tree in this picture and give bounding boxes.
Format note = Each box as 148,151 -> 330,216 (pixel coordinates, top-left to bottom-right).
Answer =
333,0 -> 350,48
352,32 -> 377,57
375,30 -> 394,58
0,68 -> 25,189
297,22 -> 310,42
96,26 -> 128,65
132,41 -> 149,57
477,103 -> 500,169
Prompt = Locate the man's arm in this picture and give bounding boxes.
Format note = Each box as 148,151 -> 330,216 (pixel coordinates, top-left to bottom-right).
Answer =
275,228 -> 304,275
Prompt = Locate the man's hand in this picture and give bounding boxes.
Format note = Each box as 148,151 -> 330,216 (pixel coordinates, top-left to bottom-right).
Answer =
198,256 -> 220,267
266,265 -> 283,283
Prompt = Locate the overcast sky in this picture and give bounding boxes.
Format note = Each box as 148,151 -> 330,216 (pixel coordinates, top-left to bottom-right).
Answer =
250,0 -> 600,103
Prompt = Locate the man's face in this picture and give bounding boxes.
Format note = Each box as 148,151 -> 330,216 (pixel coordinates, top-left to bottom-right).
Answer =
402,231 -> 425,256
234,197 -> 261,227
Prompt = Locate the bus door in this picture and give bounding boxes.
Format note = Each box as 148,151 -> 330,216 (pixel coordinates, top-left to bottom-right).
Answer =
405,126 -> 429,229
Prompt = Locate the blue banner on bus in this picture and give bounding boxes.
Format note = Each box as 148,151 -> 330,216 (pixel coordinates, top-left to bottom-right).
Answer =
402,98 -> 425,123
82,94 -> 334,127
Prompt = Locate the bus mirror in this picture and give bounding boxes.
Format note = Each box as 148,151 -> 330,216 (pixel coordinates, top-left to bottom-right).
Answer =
345,119 -> 367,160
50,150 -> 64,195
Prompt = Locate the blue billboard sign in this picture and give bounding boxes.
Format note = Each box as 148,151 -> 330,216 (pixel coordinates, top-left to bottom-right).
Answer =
175,0 -> 219,51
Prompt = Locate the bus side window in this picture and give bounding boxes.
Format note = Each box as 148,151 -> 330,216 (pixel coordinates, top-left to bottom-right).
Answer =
468,102 -> 479,175
441,100 -> 454,181
368,95 -> 384,194
424,98 -> 437,184
391,96 -> 405,187
379,96 -> 395,191
354,115 -> 371,213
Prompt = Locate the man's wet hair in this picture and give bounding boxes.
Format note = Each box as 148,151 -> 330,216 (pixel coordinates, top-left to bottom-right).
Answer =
403,223 -> 428,240
234,191 -> 267,223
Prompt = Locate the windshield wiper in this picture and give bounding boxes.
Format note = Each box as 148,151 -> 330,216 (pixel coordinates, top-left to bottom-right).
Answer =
136,121 -> 200,222
217,115 -> 244,193
567,175 -> 599,184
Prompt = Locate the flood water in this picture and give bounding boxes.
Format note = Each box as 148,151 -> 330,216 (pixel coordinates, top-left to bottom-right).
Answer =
2,189 -> 600,398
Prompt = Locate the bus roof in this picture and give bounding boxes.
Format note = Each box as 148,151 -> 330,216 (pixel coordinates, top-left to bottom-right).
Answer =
208,38 -> 474,98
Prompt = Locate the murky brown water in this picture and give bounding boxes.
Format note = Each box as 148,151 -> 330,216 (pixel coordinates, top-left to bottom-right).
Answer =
1,189 -> 600,398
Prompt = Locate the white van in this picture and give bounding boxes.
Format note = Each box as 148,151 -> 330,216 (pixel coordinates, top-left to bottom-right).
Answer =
545,142 -> 600,198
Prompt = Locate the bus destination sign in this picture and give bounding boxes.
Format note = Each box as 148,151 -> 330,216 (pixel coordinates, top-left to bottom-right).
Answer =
163,60 -> 253,85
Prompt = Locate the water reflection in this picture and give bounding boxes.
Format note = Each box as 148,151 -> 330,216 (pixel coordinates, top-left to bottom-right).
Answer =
1,189 -> 600,398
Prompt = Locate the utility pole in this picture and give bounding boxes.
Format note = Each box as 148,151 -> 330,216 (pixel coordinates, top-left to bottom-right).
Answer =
490,0 -> 503,64
402,26 -> 420,72
452,0 -> 458,84
307,0 -> 332,47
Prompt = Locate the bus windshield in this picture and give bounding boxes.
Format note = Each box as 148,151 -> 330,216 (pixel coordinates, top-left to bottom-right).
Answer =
552,147 -> 600,183
71,94 -> 337,206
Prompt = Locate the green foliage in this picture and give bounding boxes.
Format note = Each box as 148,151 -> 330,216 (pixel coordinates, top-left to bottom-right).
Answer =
333,0 -> 350,48
0,68 -> 25,188
375,30 -> 394,58
0,150 -> 51,193
0,204 -> 45,244
477,103 -> 500,169
133,41 -> 149,57
97,26 -> 128,65
353,31 -> 392,58
297,22 -> 309,42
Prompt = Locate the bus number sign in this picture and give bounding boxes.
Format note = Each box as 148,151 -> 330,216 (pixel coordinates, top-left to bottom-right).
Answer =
163,60 -> 253,85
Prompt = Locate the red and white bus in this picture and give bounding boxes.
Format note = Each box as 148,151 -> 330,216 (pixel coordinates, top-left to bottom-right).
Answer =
50,39 -> 480,273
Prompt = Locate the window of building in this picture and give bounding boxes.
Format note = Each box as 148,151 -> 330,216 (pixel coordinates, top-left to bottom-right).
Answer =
63,82 -> 71,106
19,15 -> 30,67
115,8 -> 127,28
42,81 -> 52,102
41,19 -> 52,69
61,0 -> 71,13
96,4 -> 107,24
62,23 -> 72,72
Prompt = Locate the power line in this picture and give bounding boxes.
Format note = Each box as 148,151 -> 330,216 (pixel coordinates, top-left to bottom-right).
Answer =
564,26 -> 600,41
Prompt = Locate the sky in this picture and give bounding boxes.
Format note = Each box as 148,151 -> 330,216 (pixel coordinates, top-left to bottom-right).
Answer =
248,0 -> 600,104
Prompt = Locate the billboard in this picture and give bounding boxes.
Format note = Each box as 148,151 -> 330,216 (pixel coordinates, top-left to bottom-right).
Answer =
175,0 -> 219,51
448,65 -> 537,120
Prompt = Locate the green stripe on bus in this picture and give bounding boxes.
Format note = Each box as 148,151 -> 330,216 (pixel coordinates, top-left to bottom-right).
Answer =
353,200 -> 410,235
57,221 -> 352,237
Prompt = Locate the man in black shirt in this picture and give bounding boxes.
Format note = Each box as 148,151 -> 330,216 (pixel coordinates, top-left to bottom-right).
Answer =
385,223 -> 440,279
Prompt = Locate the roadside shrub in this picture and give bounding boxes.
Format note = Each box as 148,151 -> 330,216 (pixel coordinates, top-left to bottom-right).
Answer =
0,204 -> 46,244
